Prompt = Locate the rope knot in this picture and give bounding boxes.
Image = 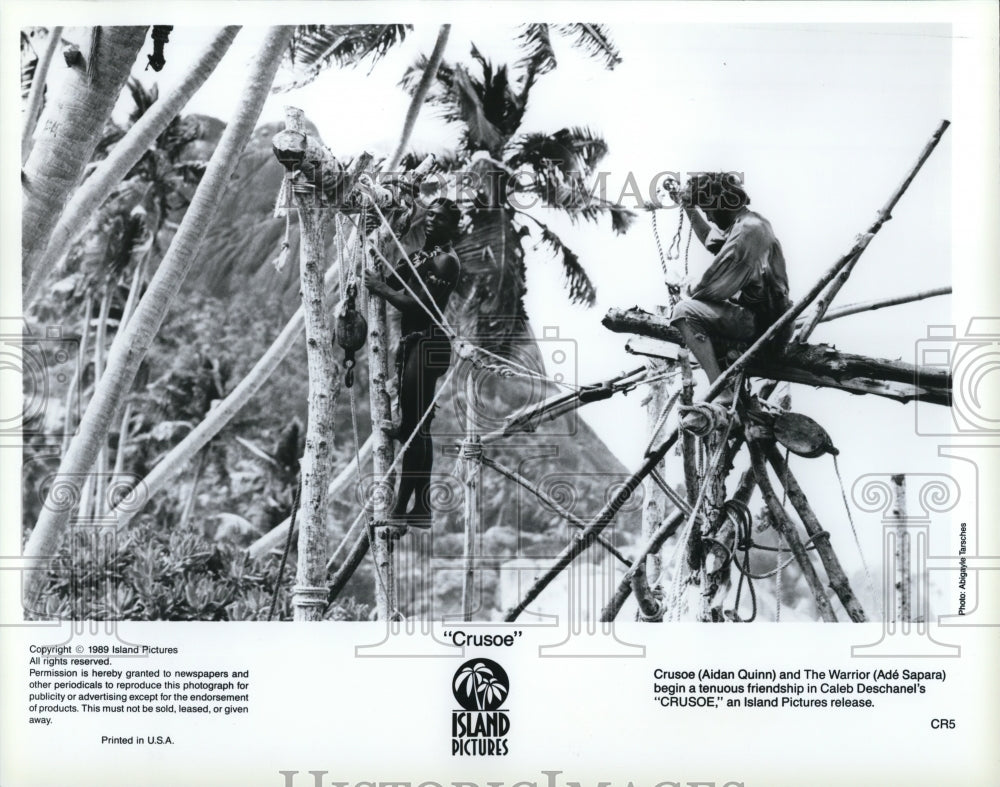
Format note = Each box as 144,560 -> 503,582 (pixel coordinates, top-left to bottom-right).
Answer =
679,402 -> 731,436
460,439 -> 483,462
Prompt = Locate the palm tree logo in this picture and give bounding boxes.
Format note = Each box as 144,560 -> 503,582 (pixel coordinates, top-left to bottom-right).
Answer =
452,658 -> 509,711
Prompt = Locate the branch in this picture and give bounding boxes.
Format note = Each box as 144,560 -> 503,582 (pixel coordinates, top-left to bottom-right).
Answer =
796,120 -> 950,338
748,440 -> 838,622
763,442 -> 867,622
605,307 -> 951,406
810,286 -> 951,324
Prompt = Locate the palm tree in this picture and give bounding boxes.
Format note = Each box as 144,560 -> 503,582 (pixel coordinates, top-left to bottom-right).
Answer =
454,661 -> 498,710
272,25 -> 411,92
22,26 -> 150,289
23,26 -> 296,607
24,27 -> 240,305
398,27 -> 634,351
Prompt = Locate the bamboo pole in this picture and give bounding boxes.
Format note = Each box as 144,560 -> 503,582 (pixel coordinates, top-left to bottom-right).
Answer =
461,372 -> 480,621
796,120 -> 950,339
275,107 -> 340,622
892,474 -> 910,622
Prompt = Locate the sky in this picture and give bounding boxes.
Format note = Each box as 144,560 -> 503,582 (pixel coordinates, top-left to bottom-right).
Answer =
18,13 -> 995,605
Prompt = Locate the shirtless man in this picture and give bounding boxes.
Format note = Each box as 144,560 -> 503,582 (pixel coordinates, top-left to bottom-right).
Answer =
363,198 -> 462,527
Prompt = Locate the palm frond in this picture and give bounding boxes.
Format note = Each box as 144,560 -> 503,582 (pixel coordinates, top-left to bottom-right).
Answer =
553,23 -> 622,70
274,25 -> 411,93
515,23 -> 558,77
522,214 -> 597,306
449,63 -> 505,153
507,126 -> 609,178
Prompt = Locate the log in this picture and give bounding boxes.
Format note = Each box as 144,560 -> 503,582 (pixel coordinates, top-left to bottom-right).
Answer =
604,307 -> 951,406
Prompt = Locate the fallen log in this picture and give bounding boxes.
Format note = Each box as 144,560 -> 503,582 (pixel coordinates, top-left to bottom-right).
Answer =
604,307 -> 951,407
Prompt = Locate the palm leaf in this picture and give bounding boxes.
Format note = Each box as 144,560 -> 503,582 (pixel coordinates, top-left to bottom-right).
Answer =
524,215 -> 597,306
274,25 -> 411,93
515,23 -> 558,77
507,126 -> 609,178
553,23 -> 622,70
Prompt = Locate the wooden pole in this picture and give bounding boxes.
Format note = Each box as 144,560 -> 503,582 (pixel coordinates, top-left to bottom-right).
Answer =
796,120 -> 950,339
748,441 -> 837,622
678,351 -> 699,506
365,225 -> 398,621
276,107 -> 340,621
763,443 -> 868,622
461,372 -> 481,621
892,474 -> 910,622
641,351 -> 671,610
808,286 -> 951,325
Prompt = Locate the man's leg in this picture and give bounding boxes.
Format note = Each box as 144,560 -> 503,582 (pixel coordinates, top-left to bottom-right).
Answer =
670,299 -> 755,406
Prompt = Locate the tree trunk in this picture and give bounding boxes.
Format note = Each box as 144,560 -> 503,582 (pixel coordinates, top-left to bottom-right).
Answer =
22,26 -> 64,162
25,26 -> 241,304
287,164 -> 338,622
23,26 -> 293,606
366,230 -> 398,620
22,26 -> 149,287
387,25 -> 451,171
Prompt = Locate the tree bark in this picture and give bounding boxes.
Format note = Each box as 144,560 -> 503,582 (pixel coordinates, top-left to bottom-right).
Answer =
24,26 -> 293,607
22,26 -> 149,287
763,442 -> 868,622
748,440 -> 838,622
22,26 -> 64,162
285,145 -> 339,622
365,229 -> 397,620
605,308 -> 950,406
25,26 -> 241,304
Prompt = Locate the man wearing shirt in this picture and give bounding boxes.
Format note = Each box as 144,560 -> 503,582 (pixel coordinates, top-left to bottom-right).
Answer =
666,172 -> 791,405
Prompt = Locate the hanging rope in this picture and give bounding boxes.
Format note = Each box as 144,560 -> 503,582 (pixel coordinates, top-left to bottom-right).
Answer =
833,453 -> 879,608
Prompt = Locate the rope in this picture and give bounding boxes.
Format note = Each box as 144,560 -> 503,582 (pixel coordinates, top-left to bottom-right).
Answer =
833,453 -> 878,608
643,388 -> 682,457
664,377 -> 743,621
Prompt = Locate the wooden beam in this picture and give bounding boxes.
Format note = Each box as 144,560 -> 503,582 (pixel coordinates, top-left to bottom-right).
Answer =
605,307 -> 951,406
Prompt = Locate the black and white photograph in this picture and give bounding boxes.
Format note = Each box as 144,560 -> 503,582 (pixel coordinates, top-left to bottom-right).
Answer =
2,3 -> 998,785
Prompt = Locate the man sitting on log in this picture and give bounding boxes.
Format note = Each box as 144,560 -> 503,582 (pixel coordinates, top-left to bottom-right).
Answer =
363,198 -> 462,528
664,172 -> 792,405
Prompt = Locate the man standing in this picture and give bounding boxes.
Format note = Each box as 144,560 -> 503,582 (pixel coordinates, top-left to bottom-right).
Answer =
665,172 -> 791,405
363,198 -> 462,527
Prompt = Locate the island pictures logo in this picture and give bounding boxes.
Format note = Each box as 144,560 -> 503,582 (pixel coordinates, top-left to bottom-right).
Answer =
451,658 -> 509,756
